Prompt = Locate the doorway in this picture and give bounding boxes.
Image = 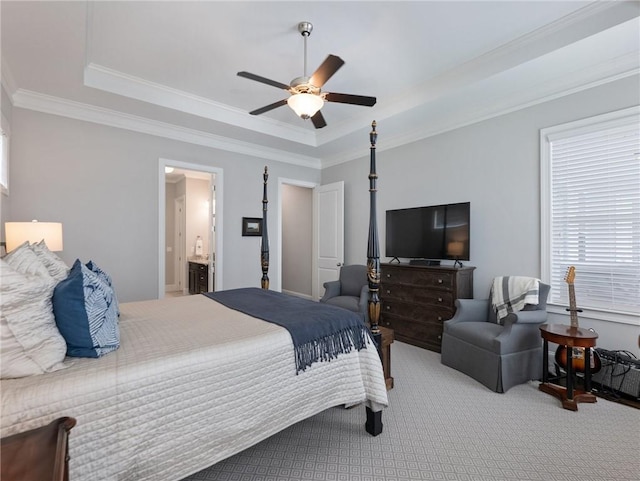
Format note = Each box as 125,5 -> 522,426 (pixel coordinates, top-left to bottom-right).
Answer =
158,159 -> 223,299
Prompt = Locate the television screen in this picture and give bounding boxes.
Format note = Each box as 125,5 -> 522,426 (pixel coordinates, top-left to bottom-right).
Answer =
385,202 -> 470,261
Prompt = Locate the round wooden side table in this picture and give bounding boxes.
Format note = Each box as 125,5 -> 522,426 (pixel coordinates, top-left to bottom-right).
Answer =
539,323 -> 598,411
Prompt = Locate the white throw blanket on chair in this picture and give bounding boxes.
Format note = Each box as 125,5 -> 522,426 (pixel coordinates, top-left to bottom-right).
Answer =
491,276 -> 540,323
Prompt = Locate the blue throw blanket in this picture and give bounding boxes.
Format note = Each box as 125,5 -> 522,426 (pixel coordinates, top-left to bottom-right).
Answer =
204,288 -> 370,373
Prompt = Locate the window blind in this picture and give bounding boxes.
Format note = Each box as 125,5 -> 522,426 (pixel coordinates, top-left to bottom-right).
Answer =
549,117 -> 640,315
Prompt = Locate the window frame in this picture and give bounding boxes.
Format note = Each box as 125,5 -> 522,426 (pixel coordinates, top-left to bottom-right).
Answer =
1,112 -> 9,195
540,105 -> 640,326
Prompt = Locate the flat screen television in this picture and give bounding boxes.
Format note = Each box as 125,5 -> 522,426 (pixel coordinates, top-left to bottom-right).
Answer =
385,202 -> 470,262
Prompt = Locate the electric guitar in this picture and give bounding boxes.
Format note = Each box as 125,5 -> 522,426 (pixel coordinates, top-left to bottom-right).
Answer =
554,266 -> 601,374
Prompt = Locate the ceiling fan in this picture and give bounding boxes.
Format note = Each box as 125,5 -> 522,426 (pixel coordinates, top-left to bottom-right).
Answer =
237,22 -> 376,129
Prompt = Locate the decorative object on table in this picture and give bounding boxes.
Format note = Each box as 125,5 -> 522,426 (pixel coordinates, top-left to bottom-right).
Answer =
242,217 -> 262,237
195,236 -> 203,257
237,22 -> 376,128
554,266 -> 602,373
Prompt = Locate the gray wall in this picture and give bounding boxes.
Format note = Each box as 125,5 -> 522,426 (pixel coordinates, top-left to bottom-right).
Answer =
7,108 -> 320,301
282,184 -> 312,297
322,75 -> 640,355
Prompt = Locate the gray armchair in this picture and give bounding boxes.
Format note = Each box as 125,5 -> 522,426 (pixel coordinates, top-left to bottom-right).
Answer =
320,265 -> 369,324
441,282 -> 550,393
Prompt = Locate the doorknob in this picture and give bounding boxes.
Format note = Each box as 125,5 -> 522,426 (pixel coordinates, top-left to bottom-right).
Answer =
336,262 -> 343,267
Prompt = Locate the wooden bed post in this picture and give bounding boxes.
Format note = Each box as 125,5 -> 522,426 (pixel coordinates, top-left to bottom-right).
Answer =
261,166 -> 270,290
367,121 -> 382,343
365,121 -> 383,436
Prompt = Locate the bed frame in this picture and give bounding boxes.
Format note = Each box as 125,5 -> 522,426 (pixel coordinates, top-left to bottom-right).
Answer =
259,121 -> 384,436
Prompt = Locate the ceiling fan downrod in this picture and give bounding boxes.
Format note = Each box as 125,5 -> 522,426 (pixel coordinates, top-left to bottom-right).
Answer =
298,22 -> 313,79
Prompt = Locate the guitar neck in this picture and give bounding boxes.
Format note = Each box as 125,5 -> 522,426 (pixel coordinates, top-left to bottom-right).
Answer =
568,284 -> 579,328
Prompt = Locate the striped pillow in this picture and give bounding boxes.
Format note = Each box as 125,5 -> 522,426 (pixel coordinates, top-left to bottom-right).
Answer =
53,259 -> 120,358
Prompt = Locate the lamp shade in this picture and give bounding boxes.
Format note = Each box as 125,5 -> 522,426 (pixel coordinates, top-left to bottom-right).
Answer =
5,221 -> 63,252
287,93 -> 324,119
447,241 -> 465,257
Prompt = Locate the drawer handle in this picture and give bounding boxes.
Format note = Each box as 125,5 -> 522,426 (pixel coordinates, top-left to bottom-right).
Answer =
438,297 -> 443,302
438,334 -> 442,340
438,279 -> 443,284
386,274 -> 391,278
438,316 -> 442,321
386,306 -> 391,310
386,290 -> 391,294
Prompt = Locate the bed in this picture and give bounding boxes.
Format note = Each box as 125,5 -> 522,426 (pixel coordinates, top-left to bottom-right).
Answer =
0,123 -> 386,481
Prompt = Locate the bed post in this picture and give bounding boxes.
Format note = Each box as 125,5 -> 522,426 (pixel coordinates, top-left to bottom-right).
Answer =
261,166 -> 270,290
365,120 -> 383,436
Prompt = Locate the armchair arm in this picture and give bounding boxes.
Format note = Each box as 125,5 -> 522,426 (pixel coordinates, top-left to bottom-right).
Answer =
445,299 -> 490,326
501,310 -> 548,325
358,284 -> 370,324
320,280 -> 341,303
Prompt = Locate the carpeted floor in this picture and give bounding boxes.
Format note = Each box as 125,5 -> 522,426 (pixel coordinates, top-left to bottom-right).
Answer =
183,341 -> 640,481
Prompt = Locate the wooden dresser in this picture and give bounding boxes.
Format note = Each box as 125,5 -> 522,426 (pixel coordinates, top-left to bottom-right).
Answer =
380,263 -> 475,352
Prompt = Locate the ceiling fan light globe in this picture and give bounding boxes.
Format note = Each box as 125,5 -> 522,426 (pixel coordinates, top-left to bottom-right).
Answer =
287,93 -> 324,119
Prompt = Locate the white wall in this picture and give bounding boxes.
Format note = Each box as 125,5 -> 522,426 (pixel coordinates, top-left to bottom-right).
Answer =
322,75 -> 640,356
7,108 -> 320,301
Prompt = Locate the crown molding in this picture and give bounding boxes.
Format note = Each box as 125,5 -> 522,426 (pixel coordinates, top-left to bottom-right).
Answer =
11,89 -> 322,169
322,65 -> 640,168
84,63 -> 319,147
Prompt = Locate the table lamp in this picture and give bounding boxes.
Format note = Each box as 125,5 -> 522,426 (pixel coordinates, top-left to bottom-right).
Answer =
447,241 -> 465,268
4,220 -> 63,253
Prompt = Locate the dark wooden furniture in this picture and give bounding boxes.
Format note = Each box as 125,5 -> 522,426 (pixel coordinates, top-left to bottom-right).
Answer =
188,261 -> 208,294
539,323 -> 598,411
380,326 -> 394,390
380,263 -> 474,352
1,417 -> 76,481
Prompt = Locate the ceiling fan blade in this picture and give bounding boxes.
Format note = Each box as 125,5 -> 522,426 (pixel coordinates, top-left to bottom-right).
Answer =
309,55 -> 344,88
324,92 -> 377,107
237,71 -> 290,90
311,111 -> 327,129
249,99 -> 288,115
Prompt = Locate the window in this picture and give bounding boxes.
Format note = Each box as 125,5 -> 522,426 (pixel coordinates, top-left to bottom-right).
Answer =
0,113 -> 8,194
541,106 -> 640,324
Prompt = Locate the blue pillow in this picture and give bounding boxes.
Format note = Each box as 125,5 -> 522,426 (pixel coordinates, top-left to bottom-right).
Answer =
53,259 -> 120,358
86,260 -> 120,316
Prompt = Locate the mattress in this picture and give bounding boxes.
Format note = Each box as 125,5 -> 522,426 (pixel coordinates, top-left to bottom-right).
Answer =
0,294 -> 388,481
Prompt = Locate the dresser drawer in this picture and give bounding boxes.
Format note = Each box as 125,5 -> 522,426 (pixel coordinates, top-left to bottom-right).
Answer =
382,312 -> 444,352
382,299 -> 453,324
381,284 -> 454,307
382,267 -> 455,289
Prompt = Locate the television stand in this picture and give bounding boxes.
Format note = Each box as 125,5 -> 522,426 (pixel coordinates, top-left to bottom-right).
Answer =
409,259 -> 440,266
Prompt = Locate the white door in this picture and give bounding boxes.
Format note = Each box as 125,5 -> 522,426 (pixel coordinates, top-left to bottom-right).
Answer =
312,181 -> 344,299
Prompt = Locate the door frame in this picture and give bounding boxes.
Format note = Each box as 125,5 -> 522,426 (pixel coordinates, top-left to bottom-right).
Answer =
276,177 -> 318,294
158,158 -> 224,298
173,195 -> 186,293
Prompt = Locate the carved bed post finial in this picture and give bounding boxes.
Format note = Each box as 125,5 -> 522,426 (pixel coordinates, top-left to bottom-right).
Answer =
367,121 -> 381,337
261,166 -> 270,289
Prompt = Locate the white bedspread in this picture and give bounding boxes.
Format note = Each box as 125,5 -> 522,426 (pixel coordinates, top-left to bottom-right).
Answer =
1,295 -> 388,480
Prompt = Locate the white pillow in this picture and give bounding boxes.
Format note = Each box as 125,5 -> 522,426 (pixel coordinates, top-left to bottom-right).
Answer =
31,240 -> 70,281
3,241 -> 51,279
0,259 -> 68,379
